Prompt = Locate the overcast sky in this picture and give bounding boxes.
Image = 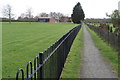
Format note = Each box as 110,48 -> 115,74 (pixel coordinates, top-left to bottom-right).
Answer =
0,0 -> 120,19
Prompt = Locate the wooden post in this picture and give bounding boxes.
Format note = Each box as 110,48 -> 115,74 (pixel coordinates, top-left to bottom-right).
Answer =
39,52 -> 44,80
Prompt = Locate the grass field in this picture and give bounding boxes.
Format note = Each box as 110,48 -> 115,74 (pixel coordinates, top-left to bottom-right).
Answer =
2,22 -> 78,78
86,24 -> 118,75
61,25 -> 83,78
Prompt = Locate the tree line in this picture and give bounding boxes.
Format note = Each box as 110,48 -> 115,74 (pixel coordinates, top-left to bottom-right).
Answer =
17,12 -> 69,22
1,4 -> 69,23
1,2 -> 85,24
3,2 -> 118,34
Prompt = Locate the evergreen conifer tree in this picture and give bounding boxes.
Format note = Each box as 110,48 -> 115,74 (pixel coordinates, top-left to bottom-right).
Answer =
71,2 -> 85,24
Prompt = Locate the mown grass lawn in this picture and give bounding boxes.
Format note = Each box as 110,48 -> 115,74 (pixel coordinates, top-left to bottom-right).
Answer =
2,22 -> 78,78
86,24 -> 118,76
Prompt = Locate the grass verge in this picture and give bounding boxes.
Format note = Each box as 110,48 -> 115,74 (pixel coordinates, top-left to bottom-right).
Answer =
86,24 -> 118,76
0,22 -> 2,79
61,25 -> 84,78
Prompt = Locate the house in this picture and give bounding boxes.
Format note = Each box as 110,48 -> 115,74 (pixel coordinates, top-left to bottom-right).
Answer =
38,17 -> 55,23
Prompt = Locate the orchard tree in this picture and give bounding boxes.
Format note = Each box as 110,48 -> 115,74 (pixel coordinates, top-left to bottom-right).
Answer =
71,2 -> 85,24
2,4 -> 14,23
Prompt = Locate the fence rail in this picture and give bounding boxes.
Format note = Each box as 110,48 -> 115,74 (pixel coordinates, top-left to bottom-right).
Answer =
87,24 -> 120,52
16,25 -> 81,80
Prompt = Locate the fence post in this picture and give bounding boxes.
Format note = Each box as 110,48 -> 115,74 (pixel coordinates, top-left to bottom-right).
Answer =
39,52 -> 44,80
34,56 -> 39,80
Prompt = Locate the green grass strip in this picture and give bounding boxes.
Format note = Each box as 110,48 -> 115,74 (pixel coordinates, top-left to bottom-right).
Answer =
61,25 -> 84,78
86,24 -> 118,76
0,22 -> 2,79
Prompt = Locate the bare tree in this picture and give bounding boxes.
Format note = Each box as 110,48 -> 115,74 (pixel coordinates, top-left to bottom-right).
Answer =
26,8 -> 33,23
2,4 -> 14,23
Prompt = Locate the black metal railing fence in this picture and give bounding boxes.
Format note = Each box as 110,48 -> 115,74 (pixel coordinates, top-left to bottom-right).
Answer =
16,24 -> 82,80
